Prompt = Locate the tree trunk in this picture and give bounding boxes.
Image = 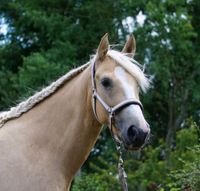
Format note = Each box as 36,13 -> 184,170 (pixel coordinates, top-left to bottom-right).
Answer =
166,88 -> 188,147
166,97 -> 176,148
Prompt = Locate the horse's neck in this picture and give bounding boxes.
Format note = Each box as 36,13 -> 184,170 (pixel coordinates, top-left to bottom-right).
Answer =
10,66 -> 101,183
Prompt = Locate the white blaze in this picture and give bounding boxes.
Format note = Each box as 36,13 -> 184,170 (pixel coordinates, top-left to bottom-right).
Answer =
114,66 -> 149,132
114,66 -> 136,99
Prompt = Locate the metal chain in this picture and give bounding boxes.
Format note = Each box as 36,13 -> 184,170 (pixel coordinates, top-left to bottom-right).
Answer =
116,144 -> 128,191
108,114 -> 129,191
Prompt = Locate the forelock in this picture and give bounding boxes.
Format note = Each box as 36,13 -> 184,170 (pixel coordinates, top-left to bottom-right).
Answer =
107,50 -> 150,92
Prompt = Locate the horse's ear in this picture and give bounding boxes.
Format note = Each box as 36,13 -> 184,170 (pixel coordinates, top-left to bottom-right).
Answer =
96,33 -> 109,61
122,34 -> 136,58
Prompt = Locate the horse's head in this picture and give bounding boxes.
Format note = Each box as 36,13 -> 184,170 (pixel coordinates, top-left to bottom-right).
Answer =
91,34 -> 150,150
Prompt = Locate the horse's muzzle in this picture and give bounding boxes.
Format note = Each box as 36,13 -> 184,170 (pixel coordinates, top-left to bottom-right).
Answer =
124,125 -> 150,150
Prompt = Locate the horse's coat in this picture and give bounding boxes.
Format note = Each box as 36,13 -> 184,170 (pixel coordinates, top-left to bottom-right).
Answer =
0,34 -> 150,191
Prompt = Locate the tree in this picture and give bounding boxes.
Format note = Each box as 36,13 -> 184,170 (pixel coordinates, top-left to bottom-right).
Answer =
131,0 -> 200,146
0,0 -> 125,109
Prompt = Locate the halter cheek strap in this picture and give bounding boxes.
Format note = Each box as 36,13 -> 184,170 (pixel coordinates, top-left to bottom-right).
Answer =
91,58 -> 143,129
91,59 -> 144,191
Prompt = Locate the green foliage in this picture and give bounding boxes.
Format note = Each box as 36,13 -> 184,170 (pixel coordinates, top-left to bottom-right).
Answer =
137,0 -> 200,145
72,121 -> 199,191
165,122 -> 200,191
0,0 -> 125,110
167,145 -> 200,191
16,52 -> 68,96
0,68 -> 18,109
72,172 -> 120,191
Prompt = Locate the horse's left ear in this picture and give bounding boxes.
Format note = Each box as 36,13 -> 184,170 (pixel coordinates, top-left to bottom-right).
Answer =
122,34 -> 136,58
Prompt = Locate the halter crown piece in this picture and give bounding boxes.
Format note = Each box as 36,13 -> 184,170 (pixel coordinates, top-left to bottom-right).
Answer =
91,58 -> 144,191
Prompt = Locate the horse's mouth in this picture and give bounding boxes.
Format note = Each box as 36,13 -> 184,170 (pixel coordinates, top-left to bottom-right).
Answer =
113,133 -> 143,151
122,139 -> 147,151
112,129 -> 148,151
121,132 -> 150,151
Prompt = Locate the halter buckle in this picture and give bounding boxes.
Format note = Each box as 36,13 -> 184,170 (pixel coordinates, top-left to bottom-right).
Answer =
108,108 -> 113,114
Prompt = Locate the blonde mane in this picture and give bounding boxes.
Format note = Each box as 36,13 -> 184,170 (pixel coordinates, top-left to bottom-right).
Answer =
0,63 -> 89,127
0,48 -> 149,128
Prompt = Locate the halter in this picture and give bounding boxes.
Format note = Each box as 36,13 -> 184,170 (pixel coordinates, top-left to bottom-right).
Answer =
91,58 -> 144,191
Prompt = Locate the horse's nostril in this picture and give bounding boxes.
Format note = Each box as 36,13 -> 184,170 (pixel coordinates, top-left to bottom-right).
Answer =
127,125 -> 138,142
126,126 -> 150,147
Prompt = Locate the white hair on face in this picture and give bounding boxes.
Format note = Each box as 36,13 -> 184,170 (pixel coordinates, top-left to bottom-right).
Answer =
107,50 -> 150,92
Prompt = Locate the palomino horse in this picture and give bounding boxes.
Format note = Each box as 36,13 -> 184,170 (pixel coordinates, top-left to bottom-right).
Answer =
0,34 -> 150,191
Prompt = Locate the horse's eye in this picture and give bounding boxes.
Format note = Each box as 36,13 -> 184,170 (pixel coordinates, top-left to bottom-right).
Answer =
101,78 -> 112,89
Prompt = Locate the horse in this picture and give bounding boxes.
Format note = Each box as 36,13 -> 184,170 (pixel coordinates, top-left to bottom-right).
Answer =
0,34 -> 150,191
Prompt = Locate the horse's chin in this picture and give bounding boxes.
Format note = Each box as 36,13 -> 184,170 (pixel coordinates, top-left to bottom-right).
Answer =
113,133 -> 143,151
114,135 -> 142,151
124,144 -> 141,151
